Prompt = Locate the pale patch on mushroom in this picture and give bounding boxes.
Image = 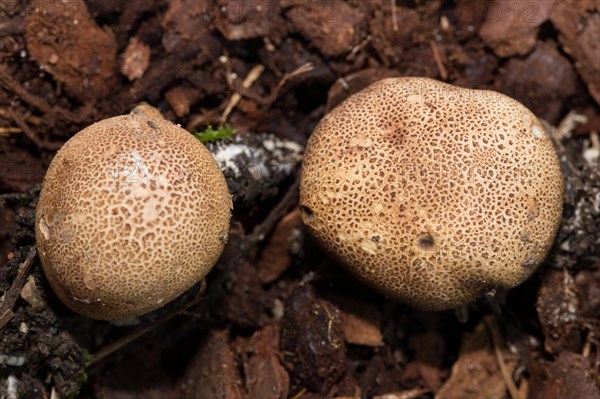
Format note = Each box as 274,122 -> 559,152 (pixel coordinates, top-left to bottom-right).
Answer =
531,124 -> 543,139
299,77 -> 564,310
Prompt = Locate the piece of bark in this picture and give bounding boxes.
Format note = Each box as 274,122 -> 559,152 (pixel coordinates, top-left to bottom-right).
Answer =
436,321 -> 516,399
497,40 -> 577,124
408,331 -> 444,391
215,0 -> 287,41
235,325 -> 289,399
479,0 -> 557,57
184,329 -> 245,399
219,261 -> 271,329
533,352 -> 600,399
551,2 -> 600,105
20,275 -> 46,310
283,0 -> 365,56
24,0 -> 118,102
121,37 -> 151,81
332,295 -> 384,347
164,86 -> 198,118
536,268 -> 581,354
369,2 -> 439,67
256,208 -> 303,284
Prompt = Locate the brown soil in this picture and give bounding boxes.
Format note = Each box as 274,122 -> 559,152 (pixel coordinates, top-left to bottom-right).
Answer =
1,1 -> 599,398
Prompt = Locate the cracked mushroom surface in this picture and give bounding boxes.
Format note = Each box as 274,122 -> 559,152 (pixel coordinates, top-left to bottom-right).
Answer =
35,113 -> 231,320
299,77 -> 563,310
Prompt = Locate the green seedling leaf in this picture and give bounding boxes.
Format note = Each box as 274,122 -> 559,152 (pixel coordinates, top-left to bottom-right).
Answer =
194,125 -> 236,143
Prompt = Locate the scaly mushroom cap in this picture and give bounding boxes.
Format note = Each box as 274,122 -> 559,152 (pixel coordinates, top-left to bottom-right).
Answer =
299,77 -> 563,310
35,114 -> 231,320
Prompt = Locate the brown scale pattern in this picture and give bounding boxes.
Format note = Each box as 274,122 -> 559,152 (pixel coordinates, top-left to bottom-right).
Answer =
299,77 -> 563,310
35,114 -> 232,320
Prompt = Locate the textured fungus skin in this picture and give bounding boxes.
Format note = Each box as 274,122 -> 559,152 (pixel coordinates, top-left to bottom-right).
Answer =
299,77 -> 564,310
35,114 -> 231,320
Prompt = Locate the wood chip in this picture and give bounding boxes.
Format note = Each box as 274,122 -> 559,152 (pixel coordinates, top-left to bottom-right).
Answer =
121,37 -> 151,81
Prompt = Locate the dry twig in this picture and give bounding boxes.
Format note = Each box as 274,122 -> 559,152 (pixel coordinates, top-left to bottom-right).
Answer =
248,177 -> 300,244
484,315 -> 525,399
186,106 -> 224,131
0,65 -> 92,127
0,126 -> 22,135
264,63 -> 313,107
0,246 -> 38,330
0,65 -> 52,114
347,35 -> 372,61
235,63 -> 314,108
10,108 -> 63,150
430,40 -> 448,81
221,64 -> 265,124
391,0 -> 398,32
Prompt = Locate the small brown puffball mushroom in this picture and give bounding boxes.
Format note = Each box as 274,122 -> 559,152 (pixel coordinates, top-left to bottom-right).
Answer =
35,111 -> 231,320
299,77 -> 563,310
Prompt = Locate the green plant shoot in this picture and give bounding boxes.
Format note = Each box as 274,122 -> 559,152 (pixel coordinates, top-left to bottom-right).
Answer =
194,125 -> 236,143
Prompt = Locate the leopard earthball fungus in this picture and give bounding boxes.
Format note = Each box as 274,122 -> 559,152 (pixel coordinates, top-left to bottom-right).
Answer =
299,77 -> 563,310
35,112 -> 231,320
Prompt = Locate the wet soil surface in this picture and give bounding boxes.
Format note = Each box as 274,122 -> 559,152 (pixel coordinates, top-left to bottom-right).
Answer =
1,1 -> 599,398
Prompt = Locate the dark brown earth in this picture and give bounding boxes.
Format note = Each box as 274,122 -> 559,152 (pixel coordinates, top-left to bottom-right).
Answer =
1,1 -> 599,398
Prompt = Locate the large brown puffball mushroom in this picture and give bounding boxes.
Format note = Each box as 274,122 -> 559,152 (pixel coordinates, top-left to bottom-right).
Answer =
35,112 -> 231,320
299,77 -> 563,310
